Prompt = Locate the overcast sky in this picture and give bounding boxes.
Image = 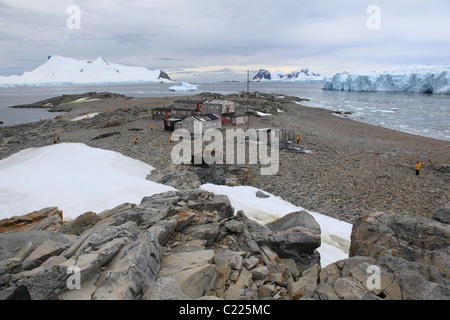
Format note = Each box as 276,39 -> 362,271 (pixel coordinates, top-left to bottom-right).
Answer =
0,0 -> 449,81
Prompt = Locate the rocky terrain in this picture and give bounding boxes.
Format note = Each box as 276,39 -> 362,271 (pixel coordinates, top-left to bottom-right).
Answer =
0,189 -> 448,300
0,92 -> 449,300
1,91 -> 448,224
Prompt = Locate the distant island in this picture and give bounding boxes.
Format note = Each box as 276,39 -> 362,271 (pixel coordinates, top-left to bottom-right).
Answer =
252,67 -> 324,83
0,55 -> 173,87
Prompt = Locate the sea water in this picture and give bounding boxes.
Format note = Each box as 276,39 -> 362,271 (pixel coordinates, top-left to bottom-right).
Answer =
0,82 -> 449,141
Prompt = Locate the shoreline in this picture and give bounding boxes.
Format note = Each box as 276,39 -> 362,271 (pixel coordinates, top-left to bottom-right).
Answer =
1,92 -> 449,224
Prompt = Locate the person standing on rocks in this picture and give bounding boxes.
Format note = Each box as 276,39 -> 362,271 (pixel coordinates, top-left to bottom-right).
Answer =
296,135 -> 301,144
150,124 -> 153,130
415,161 -> 422,175
134,137 -> 138,144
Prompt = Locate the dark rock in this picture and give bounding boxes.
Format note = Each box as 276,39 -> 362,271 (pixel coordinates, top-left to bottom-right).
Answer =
256,190 -> 270,198
5,285 -> 31,300
434,205 -> 450,224
266,210 -> 321,234
62,211 -> 101,235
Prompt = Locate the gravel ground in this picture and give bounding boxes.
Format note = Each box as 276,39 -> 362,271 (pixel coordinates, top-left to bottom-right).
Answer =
1,92 -> 448,224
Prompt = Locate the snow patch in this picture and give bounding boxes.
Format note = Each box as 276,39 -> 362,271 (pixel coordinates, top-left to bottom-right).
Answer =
0,143 -> 175,220
70,112 -> 100,121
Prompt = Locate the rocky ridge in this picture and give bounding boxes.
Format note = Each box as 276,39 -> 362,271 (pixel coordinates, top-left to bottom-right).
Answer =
0,189 -> 448,300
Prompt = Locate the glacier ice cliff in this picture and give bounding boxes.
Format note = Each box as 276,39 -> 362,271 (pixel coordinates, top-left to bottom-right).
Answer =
322,66 -> 450,94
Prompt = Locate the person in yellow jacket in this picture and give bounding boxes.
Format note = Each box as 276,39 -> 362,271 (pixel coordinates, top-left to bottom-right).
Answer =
134,137 -> 138,144
415,161 -> 422,175
296,135 -> 300,144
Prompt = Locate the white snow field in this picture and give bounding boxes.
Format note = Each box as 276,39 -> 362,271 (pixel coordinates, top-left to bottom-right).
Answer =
0,143 -> 351,266
0,55 -> 173,87
201,184 -> 352,267
168,82 -> 199,92
322,65 -> 450,94
0,143 -> 175,220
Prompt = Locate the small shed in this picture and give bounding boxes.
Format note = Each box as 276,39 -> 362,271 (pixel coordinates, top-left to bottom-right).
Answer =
174,113 -> 222,135
164,118 -> 182,131
221,113 -> 248,126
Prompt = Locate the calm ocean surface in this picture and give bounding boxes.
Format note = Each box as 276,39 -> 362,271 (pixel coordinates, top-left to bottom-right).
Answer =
0,82 -> 449,141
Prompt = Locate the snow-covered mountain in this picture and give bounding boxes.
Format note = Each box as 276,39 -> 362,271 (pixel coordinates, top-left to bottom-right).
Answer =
0,55 -> 173,87
322,66 -> 450,94
253,67 -> 324,82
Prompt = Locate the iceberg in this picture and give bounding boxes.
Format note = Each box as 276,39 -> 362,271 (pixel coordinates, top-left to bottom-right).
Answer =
322,65 -> 450,94
0,55 -> 173,87
168,82 -> 199,92
253,67 -> 324,83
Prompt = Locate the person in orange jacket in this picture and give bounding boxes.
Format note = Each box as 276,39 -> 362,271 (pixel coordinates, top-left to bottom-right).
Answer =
415,161 -> 422,175
134,137 -> 138,144
296,135 -> 301,144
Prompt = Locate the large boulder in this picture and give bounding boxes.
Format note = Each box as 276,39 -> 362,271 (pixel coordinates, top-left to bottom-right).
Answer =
265,211 -> 321,268
158,250 -> 218,299
350,212 -> 450,272
347,212 -> 450,300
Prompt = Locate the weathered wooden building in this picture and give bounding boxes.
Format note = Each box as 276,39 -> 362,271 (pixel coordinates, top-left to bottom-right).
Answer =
152,107 -> 172,119
173,99 -> 206,111
221,113 -> 248,126
170,108 -> 199,119
174,113 -> 222,135
202,100 -> 235,114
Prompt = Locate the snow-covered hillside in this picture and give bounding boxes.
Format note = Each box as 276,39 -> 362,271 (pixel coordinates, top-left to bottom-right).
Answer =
322,65 -> 450,94
253,68 -> 324,83
0,55 -> 173,87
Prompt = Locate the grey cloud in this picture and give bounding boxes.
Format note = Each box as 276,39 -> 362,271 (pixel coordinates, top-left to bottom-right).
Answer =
0,0 -> 449,81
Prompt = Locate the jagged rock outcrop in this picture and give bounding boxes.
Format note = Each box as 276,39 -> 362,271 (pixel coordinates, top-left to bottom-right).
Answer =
253,69 -> 272,81
0,189 -> 321,300
347,211 -> 450,299
0,207 -> 63,233
0,193 -> 448,300
158,70 -> 172,81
